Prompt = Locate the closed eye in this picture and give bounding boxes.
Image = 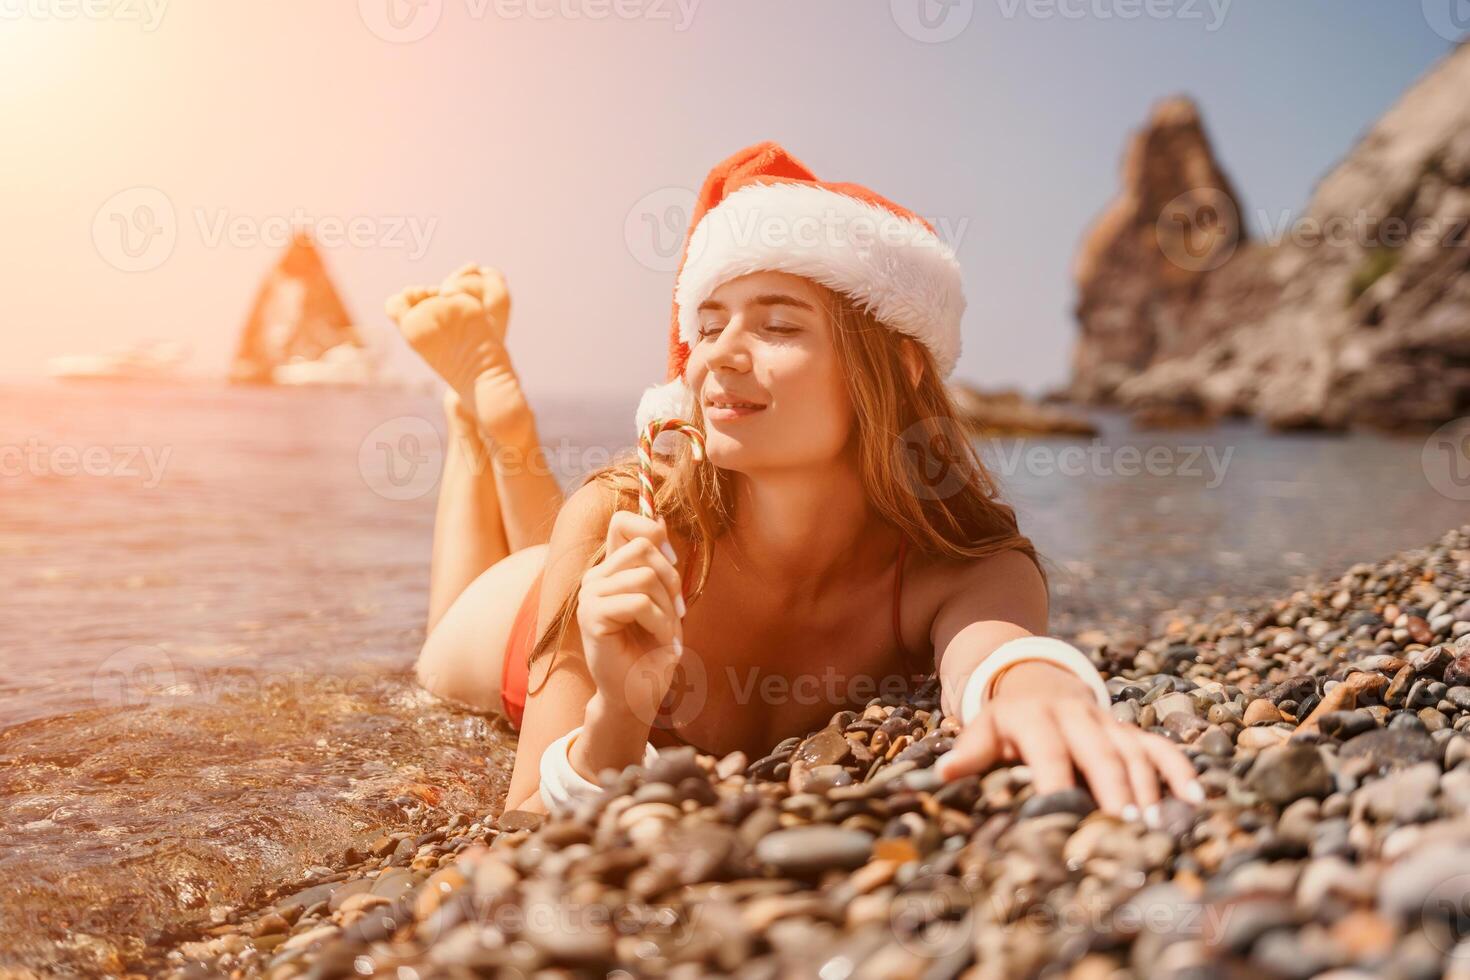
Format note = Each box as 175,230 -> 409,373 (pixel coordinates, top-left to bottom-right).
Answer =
697,320 -> 802,339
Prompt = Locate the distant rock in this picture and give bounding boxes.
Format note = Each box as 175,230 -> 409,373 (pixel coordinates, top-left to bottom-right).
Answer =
948,382 -> 1098,436
1069,97 -> 1251,409
230,232 -> 364,385
1066,42 -> 1470,432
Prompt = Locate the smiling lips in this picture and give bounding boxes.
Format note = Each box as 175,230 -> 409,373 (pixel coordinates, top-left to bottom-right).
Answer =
704,395 -> 767,421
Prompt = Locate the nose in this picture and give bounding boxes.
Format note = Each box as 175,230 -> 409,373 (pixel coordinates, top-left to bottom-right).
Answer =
701,317 -> 753,374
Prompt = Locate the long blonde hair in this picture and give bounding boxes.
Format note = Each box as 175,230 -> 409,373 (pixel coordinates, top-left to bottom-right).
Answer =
526,284 -> 1046,688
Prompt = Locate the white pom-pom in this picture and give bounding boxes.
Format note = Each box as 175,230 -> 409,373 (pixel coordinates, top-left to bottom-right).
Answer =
634,377 -> 696,454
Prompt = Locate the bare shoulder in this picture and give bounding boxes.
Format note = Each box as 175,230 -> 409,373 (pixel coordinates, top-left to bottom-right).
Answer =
552,478 -> 620,542
913,545 -> 1049,636
540,478 -> 621,589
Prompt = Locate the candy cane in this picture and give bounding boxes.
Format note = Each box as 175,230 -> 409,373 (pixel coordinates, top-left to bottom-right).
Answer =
637,418 -> 706,520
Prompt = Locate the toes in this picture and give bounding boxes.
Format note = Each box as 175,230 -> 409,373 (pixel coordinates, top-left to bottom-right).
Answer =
385,289 -> 414,320
439,262 -> 482,295
386,285 -> 439,321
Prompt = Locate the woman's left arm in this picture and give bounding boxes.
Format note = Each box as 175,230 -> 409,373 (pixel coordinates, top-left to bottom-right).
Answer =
931,550 -> 1203,825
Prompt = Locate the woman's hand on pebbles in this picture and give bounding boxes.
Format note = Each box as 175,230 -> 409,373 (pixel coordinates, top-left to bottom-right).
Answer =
577,509 -> 686,729
937,668 -> 1205,827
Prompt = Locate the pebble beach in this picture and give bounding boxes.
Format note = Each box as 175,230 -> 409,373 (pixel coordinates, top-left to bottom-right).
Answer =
132,523 -> 1470,980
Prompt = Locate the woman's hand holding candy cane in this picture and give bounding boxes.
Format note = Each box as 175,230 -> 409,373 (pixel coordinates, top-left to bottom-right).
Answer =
572,418 -> 706,769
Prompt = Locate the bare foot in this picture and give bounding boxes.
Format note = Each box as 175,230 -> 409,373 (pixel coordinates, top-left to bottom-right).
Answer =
386,265 -> 533,446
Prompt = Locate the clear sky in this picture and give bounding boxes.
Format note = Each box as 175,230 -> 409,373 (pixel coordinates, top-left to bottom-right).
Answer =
2,1 -> 1461,403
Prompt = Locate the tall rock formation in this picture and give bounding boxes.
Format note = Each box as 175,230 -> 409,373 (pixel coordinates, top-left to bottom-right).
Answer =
1070,97 -> 1252,402
1068,42 -> 1470,431
230,233 -> 363,384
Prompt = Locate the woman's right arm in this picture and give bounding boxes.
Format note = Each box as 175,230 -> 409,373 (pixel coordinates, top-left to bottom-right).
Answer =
501,480 -> 684,813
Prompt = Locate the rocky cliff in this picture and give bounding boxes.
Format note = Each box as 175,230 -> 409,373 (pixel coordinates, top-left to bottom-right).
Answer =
1068,42 -> 1470,431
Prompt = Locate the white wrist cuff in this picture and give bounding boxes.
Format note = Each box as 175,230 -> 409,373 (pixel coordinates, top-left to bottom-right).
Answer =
958,636 -> 1111,726
538,725 -> 661,816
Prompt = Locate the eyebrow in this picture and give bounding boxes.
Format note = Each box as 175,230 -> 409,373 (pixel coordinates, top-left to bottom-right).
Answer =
696,293 -> 817,314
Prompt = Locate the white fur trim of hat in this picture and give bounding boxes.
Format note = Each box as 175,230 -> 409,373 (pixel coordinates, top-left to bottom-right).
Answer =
673,181 -> 965,378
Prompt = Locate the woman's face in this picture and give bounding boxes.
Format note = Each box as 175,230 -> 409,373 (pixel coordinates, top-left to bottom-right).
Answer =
684,270 -> 853,471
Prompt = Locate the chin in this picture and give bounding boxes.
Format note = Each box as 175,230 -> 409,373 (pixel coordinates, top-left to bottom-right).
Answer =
703,430 -> 758,469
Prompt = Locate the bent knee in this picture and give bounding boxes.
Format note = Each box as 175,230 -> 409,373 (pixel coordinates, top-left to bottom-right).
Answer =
415,626 -> 493,708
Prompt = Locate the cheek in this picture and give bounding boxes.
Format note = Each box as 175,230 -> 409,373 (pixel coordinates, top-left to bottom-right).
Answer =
768,349 -> 852,450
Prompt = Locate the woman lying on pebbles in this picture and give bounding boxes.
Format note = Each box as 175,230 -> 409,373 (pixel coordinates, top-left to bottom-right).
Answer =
387,141 -> 1203,821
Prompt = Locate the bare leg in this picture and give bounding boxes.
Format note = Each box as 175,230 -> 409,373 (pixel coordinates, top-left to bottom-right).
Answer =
426,390 -> 511,631
386,264 -> 565,630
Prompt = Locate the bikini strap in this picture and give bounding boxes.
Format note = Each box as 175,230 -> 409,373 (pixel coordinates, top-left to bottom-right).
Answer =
892,535 -> 916,674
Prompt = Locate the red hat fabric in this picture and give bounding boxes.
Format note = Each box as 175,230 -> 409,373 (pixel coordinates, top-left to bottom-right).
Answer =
635,140 -> 966,433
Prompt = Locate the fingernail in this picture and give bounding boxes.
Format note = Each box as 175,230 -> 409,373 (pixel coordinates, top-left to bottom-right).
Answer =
1144,804 -> 1161,829
660,540 -> 678,565
1121,804 -> 1139,822
675,594 -> 687,618
1183,781 -> 1205,804
673,637 -> 683,657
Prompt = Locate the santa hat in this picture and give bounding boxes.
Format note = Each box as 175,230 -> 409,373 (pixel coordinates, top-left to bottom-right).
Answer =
634,140 -> 966,436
